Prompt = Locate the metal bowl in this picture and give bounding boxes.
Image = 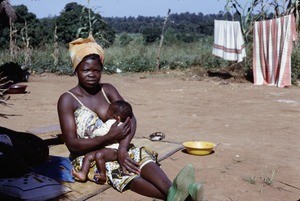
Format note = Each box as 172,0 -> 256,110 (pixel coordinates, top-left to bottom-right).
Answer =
6,84 -> 28,94
183,141 -> 216,156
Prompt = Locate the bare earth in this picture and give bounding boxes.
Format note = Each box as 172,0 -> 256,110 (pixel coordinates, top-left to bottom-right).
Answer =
1,71 -> 300,201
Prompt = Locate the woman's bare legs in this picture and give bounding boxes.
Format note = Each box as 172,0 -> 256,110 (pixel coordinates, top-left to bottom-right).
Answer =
129,161 -> 172,200
129,163 -> 204,201
129,177 -> 166,199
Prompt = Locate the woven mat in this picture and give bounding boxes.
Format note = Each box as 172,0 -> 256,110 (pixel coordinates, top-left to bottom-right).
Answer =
50,138 -> 184,201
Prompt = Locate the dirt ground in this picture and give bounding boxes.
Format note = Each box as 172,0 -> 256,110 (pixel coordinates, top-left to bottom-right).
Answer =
1,71 -> 300,201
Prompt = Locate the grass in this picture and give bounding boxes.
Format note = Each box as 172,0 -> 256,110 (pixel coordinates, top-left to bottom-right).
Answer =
0,34 -> 300,83
261,167 -> 276,186
243,176 -> 256,184
242,167 -> 276,186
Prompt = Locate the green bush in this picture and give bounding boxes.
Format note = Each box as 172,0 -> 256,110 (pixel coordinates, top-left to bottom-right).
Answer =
117,32 -> 134,46
141,26 -> 161,44
104,41 -> 156,73
291,47 -> 300,84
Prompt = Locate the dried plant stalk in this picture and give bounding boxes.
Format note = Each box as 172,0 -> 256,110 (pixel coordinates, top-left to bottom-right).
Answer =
9,19 -> 18,59
52,26 -> 59,66
21,21 -> 32,68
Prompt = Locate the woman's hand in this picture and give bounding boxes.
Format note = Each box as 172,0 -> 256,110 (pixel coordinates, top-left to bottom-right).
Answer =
107,117 -> 131,142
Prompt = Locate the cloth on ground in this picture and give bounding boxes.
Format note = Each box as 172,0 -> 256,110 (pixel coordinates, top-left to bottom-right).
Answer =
0,127 -> 49,178
212,20 -> 246,62
0,173 -> 71,200
33,155 -> 74,183
253,14 -> 298,88
0,134 -> 13,147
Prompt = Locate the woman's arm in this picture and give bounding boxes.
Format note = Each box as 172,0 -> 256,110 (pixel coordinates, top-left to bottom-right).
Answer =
119,114 -> 136,148
117,115 -> 140,173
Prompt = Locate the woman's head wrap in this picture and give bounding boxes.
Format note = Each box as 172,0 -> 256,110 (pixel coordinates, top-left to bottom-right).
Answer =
69,34 -> 104,70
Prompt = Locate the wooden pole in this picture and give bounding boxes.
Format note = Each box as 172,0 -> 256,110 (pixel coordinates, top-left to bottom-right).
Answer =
156,9 -> 171,71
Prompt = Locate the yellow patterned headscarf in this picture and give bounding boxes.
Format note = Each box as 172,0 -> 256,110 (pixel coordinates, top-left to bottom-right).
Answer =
69,34 -> 105,69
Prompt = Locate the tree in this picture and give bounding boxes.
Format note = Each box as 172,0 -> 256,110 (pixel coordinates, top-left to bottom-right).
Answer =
0,4 -> 46,48
55,2 -> 83,44
141,26 -> 161,44
55,2 -> 115,47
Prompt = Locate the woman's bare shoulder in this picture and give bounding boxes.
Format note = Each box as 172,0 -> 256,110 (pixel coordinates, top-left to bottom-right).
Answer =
102,82 -> 115,89
58,89 -> 77,105
101,83 -> 122,101
58,91 -> 71,100
102,83 -> 118,93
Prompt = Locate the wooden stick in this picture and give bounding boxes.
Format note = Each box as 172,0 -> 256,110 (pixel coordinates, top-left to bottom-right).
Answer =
156,9 -> 171,71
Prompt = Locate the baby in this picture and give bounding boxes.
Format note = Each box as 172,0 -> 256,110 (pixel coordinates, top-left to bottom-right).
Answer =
72,100 -> 133,184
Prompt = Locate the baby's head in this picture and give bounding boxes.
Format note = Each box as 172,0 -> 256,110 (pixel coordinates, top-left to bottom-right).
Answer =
107,100 -> 133,122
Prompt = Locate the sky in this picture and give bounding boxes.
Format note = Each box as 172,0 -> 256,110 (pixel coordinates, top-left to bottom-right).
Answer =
10,0 -> 250,19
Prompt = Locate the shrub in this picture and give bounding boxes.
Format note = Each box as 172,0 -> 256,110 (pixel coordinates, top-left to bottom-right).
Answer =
291,46 -> 300,84
118,32 -> 133,47
141,26 -> 161,44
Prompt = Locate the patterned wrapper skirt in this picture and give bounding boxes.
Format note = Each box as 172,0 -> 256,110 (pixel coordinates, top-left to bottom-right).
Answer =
72,145 -> 158,192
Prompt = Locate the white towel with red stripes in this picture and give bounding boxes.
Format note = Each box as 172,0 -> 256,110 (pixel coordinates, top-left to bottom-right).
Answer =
212,20 -> 246,62
253,14 -> 298,88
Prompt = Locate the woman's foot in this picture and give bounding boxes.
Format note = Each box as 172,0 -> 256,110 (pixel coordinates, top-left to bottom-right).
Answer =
167,164 -> 195,201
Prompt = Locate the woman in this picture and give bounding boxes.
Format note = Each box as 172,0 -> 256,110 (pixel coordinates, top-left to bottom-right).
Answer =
57,35 -> 203,201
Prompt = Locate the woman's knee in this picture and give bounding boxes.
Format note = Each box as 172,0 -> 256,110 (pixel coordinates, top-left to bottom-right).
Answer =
141,161 -> 172,190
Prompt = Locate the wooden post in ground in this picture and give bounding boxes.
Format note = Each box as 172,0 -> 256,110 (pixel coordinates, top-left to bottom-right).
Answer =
156,9 -> 171,71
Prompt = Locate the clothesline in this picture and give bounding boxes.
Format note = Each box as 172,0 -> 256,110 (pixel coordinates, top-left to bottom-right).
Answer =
212,14 -> 298,88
